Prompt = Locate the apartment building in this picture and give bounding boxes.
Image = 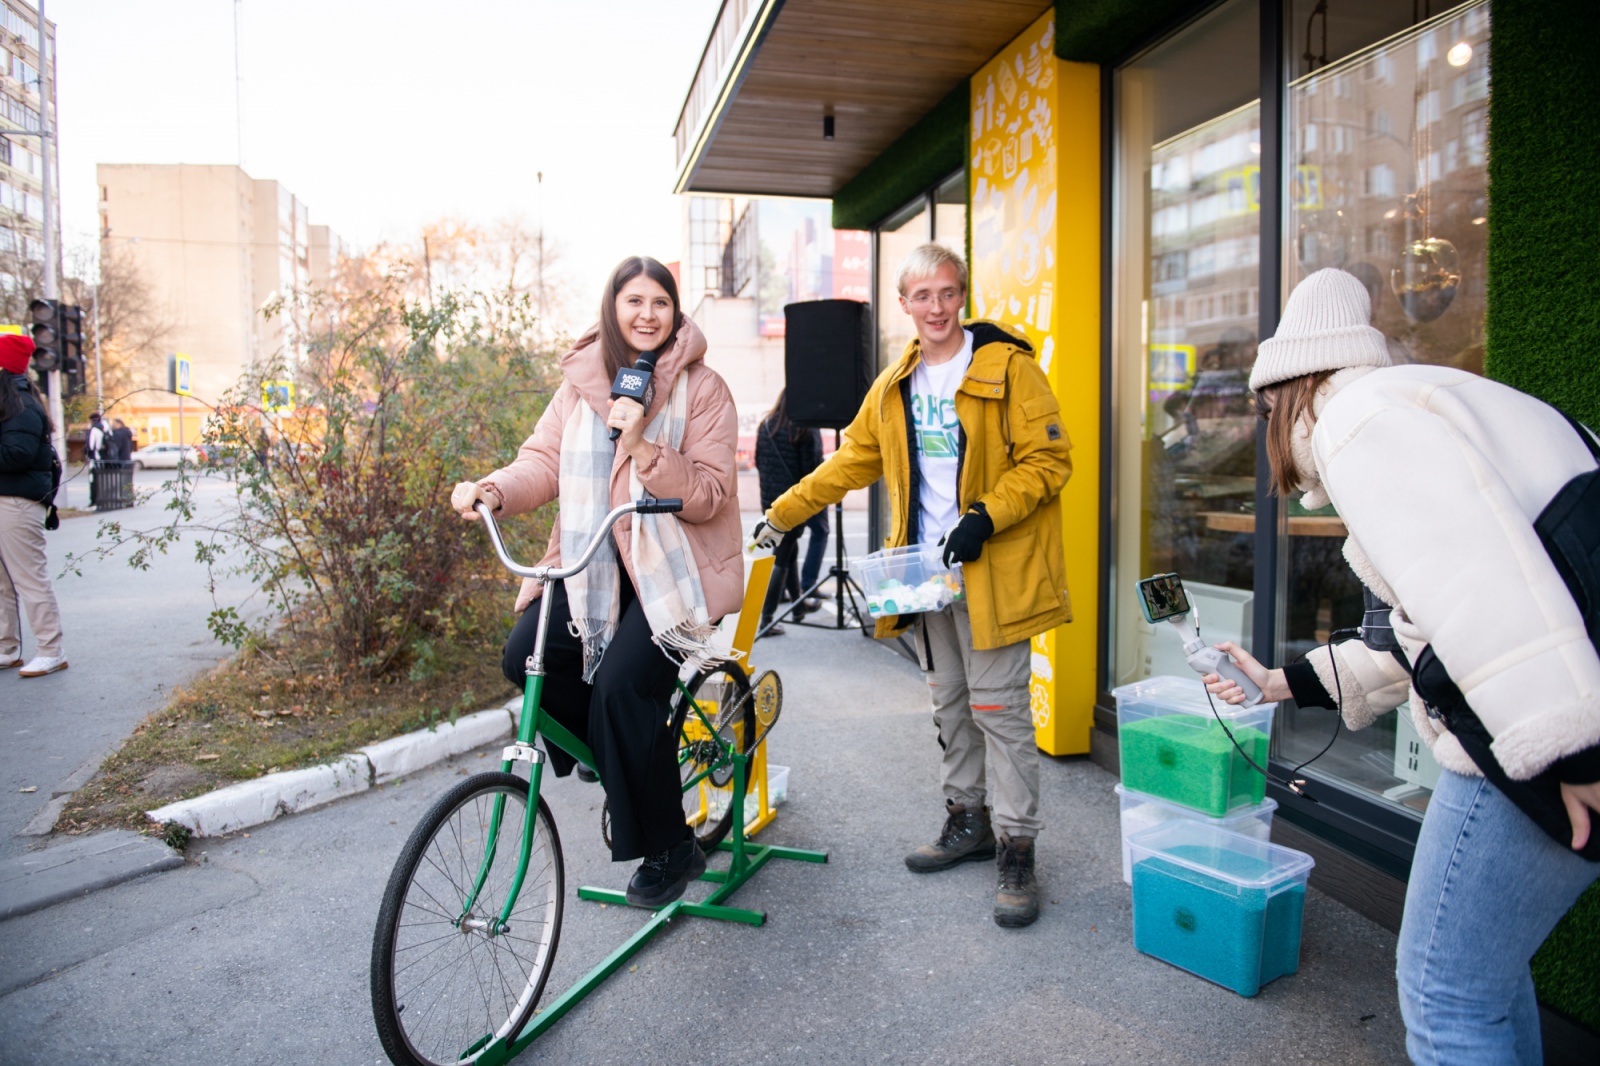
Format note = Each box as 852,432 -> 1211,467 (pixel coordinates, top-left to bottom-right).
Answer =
0,1 -> 53,323
97,163 -> 343,443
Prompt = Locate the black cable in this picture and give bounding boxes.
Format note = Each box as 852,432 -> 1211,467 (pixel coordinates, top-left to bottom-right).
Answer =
1195,624 -> 1361,803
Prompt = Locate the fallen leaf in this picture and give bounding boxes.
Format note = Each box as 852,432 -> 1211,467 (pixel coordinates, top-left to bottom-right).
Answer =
19,786 -> 38,793
628,965 -> 637,973
251,709 -> 273,720
195,753 -> 221,761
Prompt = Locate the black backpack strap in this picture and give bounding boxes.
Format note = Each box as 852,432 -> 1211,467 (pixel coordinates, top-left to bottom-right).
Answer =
1557,409 -> 1600,461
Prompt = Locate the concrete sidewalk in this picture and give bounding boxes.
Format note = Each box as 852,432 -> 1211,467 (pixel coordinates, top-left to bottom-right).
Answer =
0,575 -> 1413,1065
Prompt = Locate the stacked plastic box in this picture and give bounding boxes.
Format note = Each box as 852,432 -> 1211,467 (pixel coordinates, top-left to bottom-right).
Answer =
1112,675 -> 1313,996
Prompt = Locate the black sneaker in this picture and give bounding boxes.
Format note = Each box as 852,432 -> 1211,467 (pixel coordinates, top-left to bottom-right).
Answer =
904,800 -> 996,873
994,834 -> 1039,928
575,765 -> 599,783
625,834 -> 707,908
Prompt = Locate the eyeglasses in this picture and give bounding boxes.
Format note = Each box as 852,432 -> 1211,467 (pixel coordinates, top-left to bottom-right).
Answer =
905,288 -> 962,308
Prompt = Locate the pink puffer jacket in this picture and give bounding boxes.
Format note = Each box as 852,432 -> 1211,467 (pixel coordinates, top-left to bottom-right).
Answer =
477,316 -> 744,618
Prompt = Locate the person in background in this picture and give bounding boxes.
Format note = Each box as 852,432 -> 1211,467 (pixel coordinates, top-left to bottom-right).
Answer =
86,412 -> 109,463
752,243 -> 1073,927
753,387 -> 823,635
450,255 -> 741,910
1204,268 -> 1600,1065
0,334 -> 68,677
110,419 -> 134,462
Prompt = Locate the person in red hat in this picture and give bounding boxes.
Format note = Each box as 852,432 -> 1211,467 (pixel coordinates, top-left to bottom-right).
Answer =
0,332 -> 68,676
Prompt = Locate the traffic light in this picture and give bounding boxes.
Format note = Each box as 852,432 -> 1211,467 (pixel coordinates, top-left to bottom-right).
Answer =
28,297 -> 59,372
58,303 -> 85,396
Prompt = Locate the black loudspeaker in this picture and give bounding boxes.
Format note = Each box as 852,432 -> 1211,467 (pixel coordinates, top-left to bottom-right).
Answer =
784,299 -> 872,429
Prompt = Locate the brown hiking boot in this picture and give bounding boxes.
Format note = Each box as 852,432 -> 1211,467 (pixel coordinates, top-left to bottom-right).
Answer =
904,800 -> 996,873
994,833 -> 1039,928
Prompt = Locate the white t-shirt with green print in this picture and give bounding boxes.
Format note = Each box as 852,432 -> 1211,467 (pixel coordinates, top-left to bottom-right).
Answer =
910,328 -> 973,545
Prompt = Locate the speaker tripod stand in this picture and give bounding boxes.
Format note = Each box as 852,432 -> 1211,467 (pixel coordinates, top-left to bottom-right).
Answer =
756,496 -> 872,639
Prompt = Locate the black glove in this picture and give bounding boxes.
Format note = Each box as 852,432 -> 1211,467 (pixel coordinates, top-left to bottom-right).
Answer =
940,503 -> 994,568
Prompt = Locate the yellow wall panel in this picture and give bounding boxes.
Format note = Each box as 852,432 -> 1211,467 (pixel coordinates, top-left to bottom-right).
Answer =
970,11 -> 1100,755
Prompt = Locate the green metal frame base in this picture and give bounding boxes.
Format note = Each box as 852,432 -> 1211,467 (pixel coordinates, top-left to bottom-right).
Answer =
470,753 -> 828,1066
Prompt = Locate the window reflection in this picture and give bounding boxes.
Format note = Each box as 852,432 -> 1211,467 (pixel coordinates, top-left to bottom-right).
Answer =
1277,0 -> 1491,815
1112,0 -> 1260,692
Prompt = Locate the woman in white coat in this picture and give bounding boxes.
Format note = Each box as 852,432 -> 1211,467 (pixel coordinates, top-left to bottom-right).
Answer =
1206,269 -> 1600,1066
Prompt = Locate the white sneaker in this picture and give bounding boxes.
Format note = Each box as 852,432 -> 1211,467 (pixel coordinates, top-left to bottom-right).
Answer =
0,656 -> 22,670
18,656 -> 68,677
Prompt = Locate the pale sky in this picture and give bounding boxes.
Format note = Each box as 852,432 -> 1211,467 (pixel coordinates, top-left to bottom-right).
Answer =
49,0 -> 722,328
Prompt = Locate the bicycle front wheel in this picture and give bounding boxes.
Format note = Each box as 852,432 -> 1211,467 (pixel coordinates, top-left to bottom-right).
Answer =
371,771 -> 564,1066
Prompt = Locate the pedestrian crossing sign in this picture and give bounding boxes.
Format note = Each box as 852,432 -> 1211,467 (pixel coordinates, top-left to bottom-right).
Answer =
169,353 -> 193,396
263,381 -> 295,414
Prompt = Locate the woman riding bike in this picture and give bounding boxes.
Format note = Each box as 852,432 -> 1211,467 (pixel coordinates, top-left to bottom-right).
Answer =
451,255 -> 742,908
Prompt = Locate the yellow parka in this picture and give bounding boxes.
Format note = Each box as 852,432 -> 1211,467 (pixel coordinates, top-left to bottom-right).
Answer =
768,322 -> 1072,650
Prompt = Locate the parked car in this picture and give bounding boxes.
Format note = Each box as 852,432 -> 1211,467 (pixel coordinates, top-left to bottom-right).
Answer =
130,443 -> 201,470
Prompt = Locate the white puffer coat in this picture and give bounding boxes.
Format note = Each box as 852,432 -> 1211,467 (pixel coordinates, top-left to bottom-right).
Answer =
1299,365 -> 1600,781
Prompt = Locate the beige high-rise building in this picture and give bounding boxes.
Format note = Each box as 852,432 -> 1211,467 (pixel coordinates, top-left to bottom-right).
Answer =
97,163 -> 343,442
0,2 -> 56,327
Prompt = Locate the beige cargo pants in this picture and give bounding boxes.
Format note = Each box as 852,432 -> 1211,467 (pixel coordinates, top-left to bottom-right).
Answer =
916,600 -> 1042,838
0,497 -> 64,660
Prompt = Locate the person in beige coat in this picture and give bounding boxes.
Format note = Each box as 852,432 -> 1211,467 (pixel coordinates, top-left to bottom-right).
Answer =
451,256 -> 741,909
1205,268 -> 1599,1065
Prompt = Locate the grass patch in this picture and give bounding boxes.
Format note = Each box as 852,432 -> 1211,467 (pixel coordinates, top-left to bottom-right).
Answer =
58,569 -> 529,839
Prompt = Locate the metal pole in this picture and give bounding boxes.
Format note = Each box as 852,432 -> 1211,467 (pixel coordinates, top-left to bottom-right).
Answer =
92,279 -> 102,412
38,1 -> 65,479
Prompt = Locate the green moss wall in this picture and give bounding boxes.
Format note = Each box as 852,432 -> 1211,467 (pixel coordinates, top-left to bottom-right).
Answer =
1485,2 -> 1600,1028
1483,0 -> 1600,426
830,83 -> 968,232
1053,0 -> 1198,63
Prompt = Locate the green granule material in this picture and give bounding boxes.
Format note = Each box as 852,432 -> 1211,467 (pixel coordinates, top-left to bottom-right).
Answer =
1120,714 -> 1269,816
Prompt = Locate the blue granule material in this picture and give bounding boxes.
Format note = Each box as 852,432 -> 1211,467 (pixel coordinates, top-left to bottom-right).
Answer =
1131,844 -> 1306,997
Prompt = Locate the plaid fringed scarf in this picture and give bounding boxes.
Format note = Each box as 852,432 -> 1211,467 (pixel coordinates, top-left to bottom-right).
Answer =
558,371 -> 722,682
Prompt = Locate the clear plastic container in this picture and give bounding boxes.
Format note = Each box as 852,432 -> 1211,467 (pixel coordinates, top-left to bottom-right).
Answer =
851,544 -> 964,618
1114,783 -> 1277,884
1127,821 -> 1315,997
1112,675 -> 1276,816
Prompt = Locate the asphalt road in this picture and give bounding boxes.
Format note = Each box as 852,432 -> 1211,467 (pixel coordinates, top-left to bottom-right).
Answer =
0,508 -> 1411,1064
1,467 -> 264,858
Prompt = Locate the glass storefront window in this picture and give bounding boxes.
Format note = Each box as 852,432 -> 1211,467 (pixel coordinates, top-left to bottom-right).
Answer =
933,172 -> 967,260
876,198 -> 930,374
1275,0 -> 1490,815
1111,0 -> 1261,690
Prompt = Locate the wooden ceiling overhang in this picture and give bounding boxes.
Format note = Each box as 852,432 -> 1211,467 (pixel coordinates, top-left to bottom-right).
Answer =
673,0 -> 1053,198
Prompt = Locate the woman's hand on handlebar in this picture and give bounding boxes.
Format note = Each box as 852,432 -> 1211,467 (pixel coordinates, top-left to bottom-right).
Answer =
1560,780 -> 1600,851
1203,641 -> 1291,704
450,481 -> 491,521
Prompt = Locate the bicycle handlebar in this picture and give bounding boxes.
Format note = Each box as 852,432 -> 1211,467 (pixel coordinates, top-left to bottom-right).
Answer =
472,497 -> 683,582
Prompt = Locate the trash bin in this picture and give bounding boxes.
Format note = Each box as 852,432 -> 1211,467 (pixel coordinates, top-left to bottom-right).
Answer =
92,460 -> 135,511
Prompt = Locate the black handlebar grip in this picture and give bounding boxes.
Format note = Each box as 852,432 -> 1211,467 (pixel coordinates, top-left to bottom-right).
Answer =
636,497 -> 683,514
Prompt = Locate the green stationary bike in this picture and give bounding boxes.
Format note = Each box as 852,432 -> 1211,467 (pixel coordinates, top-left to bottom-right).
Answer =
370,498 -> 826,1066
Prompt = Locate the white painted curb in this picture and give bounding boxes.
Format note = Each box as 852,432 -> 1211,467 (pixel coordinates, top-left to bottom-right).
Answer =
147,700 -> 519,838
360,706 -> 516,785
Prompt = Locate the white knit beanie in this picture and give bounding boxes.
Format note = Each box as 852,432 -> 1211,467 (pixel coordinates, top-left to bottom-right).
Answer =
1249,268 -> 1392,392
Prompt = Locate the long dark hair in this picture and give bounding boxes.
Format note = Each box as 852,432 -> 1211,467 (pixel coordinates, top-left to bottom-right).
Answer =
0,370 -> 50,431
597,256 -> 683,380
762,387 -> 807,445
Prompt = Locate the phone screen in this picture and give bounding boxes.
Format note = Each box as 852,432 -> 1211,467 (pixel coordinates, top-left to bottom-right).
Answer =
1136,572 -> 1191,624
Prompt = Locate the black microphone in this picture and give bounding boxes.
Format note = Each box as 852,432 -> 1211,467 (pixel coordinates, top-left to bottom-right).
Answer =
608,349 -> 658,441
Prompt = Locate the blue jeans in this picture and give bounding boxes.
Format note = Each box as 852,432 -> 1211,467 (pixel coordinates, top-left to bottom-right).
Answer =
1397,767 -> 1599,1065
